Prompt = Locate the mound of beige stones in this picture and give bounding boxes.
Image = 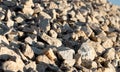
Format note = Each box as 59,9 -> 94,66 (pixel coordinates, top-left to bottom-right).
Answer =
0,0 -> 120,72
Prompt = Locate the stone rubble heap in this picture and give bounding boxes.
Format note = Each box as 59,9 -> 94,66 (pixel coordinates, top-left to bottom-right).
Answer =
0,0 -> 120,72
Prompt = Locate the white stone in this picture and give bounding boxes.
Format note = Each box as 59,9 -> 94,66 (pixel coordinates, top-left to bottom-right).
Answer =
78,42 -> 97,61
57,47 -> 75,60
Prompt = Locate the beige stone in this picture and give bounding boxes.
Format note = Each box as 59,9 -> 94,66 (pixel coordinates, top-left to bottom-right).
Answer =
101,25 -> 109,32
23,6 -> 34,16
45,48 -> 57,61
40,11 -> 51,19
0,47 -> 24,71
41,33 -> 62,47
23,44 -> 34,59
25,61 -> 37,71
36,55 -> 54,64
49,30 -> 57,38
25,37 -> 33,45
64,59 -> 75,67
3,61 -> 23,72
15,16 -> 24,23
103,48 -> 115,60
102,39 -> 113,49
0,35 -> 9,45
49,2 -> 58,9
74,53 -> 82,66
76,11 -> 86,22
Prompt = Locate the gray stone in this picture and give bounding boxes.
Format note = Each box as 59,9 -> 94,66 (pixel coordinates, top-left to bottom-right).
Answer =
39,19 -> 50,32
78,42 -> 97,61
81,25 -> 93,37
31,47 -> 44,55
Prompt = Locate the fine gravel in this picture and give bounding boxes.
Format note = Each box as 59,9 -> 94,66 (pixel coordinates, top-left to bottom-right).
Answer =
0,0 -> 120,72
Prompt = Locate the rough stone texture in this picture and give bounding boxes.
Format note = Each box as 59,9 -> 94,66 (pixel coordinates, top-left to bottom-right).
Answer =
78,42 -> 97,61
23,44 -> 34,59
74,53 -> 82,66
102,39 -> 113,49
25,61 -> 37,72
36,55 -> 54,64
63,59 -> 75,67
2,61 -> 23,72
0,47 -> 24,71
57,47 -> 75,60
39,19 -> 50,32
49,30 -> 57,38
0,0 -> 120,72
103,48 -> 115,60
44,48 -> 57,61
0,35 -> 9,45
40,33 -> 62,47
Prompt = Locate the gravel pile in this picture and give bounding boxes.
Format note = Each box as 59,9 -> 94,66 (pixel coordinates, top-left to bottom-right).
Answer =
0,0 -> 120,72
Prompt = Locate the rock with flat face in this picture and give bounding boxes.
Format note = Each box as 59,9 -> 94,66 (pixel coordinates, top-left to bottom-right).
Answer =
40,33 -> 62,47
44,48 -> 57,61
57,47 -> 75,60
103,48 -> 115,60
36,55 -> 54,64
63,59 -> 75,67
23,44 -> 34,59
102,39 -> 113,49
78,42 -> 97,61
81,25 -> 93,37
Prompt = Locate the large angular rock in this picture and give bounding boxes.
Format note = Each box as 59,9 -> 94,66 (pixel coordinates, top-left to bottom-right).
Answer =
57,47 -> 75,60
78,42 -> 97,61
40,33 -> 62,47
